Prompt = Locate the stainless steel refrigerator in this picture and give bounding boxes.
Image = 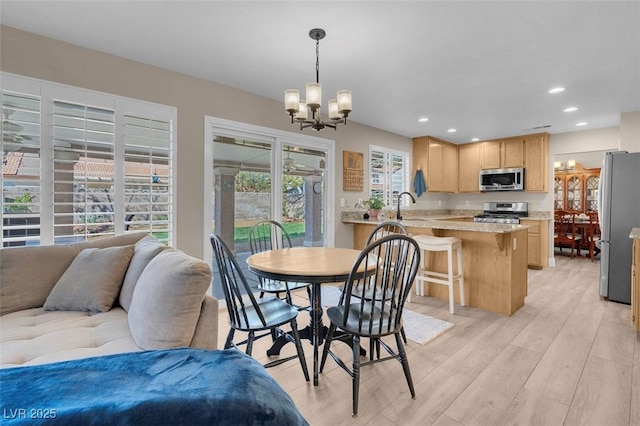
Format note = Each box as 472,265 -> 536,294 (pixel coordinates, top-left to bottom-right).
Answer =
598,151 -> 640,304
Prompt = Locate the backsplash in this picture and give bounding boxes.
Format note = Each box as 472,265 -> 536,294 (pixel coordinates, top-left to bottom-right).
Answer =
341,208 -> 550,221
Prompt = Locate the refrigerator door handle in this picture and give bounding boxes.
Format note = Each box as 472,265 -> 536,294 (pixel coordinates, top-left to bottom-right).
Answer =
599,241 -> 610,297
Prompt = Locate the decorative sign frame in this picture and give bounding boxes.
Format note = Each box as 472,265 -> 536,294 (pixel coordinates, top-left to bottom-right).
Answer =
343,150 -> 364,191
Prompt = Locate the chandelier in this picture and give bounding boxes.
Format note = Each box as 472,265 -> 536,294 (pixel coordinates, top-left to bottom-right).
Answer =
285,28 -> 352,131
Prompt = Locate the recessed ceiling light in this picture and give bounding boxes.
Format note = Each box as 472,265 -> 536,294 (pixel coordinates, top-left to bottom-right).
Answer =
576,122 -> 588,126
447,128 -> 457,133
564,106 -> 578,112
418,117 -> 429,122
471,138 -> 480,142
549,87 -> 565,94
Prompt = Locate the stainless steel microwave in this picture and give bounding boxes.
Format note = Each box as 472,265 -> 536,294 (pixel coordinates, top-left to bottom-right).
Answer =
479,167 -> 525,192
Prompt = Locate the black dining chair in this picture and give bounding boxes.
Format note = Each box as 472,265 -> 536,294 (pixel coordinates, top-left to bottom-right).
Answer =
349,221 -> 410,354
249,220 -> 311,309
210,234 -> 309,381
351,221 -> 408,299
320,234 -> 420,417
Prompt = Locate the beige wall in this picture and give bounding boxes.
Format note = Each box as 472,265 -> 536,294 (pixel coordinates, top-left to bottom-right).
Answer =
0,25 -> 411,257
620,111 -> 640,152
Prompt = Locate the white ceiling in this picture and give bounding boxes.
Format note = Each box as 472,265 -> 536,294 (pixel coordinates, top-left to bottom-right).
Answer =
1,1 -> 639,144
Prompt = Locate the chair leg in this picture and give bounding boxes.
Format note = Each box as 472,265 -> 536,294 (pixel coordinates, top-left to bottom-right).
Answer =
246,331 -> 255,355
320,324 -> 336,372
457,246 -> 466,306
352,335 -> 361,418
400,326 -> 407,344
224,329 -> 235,350
290,319 -> 310,382
395,332 -> 416,400
447,247 -> 455,314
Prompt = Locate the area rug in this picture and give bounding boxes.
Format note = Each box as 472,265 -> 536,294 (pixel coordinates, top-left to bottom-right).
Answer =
320,286 -> 454,345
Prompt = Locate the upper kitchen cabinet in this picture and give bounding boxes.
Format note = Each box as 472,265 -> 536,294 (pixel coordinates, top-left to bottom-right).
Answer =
458,143 -> 482,193
412,136 -> 458,193
523,133 -> 549,192
480,138 -> 524,169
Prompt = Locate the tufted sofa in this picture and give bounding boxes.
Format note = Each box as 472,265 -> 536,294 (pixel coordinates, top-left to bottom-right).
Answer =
0,233 -> 218,368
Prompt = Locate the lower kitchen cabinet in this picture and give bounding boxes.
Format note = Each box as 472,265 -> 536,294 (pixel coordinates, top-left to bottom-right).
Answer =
521,219 -> 549,269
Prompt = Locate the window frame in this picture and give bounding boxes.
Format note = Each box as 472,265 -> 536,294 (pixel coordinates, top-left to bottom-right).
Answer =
368,144 -> 411,208
1,73 -> 177,247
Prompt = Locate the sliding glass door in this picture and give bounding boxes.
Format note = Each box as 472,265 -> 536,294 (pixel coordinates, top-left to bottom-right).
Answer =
205,117 -> 334,256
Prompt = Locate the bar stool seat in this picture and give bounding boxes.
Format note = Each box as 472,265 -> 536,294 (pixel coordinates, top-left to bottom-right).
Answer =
413,234 -> 465,314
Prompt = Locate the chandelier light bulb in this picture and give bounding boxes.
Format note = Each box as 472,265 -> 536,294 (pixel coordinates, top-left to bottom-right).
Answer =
297,100 -> 308,120
337,90 -> 352,113
306,83 -> 322,109
328,99 -> 339,119
284,89 -> 300,113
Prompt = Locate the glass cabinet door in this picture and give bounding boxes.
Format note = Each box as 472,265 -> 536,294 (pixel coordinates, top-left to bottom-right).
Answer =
567,175 -> 582,211
554,176 -> 565,210
585,174 -> 599,212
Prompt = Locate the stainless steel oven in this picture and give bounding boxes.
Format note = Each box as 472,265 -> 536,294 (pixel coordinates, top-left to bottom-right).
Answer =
479,167 -> 524,192
473,202 -> 528,224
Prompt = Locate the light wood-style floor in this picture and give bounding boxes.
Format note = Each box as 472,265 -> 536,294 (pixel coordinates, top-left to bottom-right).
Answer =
217,255 -> 639,425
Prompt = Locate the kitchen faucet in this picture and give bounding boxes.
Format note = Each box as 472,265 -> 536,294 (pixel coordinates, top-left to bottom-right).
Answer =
396,191 -> 416,220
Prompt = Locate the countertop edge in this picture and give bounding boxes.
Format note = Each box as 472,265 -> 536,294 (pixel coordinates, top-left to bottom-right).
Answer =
343,218 -> 531,234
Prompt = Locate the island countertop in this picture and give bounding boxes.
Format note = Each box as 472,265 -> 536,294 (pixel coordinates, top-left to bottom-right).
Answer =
343,217 -> 531,234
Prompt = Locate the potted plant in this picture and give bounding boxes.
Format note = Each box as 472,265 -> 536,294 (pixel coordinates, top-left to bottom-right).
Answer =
365,196 -> 385,219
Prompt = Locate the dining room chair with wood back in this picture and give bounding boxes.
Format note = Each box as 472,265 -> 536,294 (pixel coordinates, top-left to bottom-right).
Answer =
249,220 -> 311,308
554,210 -> 582,258
320,234 -> 420,417
210,234 -> 310,381
586,211 -> 601,262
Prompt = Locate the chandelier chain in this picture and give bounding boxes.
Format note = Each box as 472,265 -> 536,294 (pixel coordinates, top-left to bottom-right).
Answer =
315,38 -> 320,84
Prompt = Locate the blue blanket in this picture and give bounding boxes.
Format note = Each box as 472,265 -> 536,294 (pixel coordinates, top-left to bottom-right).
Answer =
0,348 -> 308,425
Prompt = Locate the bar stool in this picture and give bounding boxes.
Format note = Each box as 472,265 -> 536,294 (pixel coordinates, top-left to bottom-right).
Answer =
413,234 -> 465,314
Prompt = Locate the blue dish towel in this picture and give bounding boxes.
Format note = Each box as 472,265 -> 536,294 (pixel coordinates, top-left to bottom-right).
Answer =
413,169 -> 426,197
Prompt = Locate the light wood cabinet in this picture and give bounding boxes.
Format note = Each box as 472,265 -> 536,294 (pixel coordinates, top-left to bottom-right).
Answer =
524,134 -> 549,192
458,133 -> 549,192
520,219 -> 549,269
480,138 -> 524,169
632,235 -> 639,331
553,163 -> 600,212
414,132 -> 548,194
412,136 -> 458,193
458,143 -> 482,193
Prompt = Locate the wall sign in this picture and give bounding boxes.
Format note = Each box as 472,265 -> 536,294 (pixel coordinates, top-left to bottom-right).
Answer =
343,150 -> 364,191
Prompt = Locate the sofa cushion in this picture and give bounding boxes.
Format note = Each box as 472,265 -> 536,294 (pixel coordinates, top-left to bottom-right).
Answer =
0,245 -> 78,316
0,233 -> 147,316
119,236 -> 168,312
44,245 -> 135,313
128,249 -> 211,350
0,307 -> 142,368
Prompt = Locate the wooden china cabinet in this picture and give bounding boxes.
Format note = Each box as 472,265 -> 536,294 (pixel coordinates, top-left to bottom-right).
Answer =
553,162 -> 601,213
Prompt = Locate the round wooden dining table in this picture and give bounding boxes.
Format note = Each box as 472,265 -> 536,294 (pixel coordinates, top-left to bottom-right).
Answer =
246,246 -> 371,386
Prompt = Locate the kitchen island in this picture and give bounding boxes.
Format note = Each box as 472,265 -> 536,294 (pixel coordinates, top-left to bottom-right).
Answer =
345,217 -> 530,316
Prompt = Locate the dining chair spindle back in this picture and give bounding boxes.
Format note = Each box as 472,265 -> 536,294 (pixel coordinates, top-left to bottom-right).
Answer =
320,234 -> 420,417
210,234 -> 309,381
249,220 -> 311,307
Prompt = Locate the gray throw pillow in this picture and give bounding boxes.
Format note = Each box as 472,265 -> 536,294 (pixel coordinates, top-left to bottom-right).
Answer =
128,249 -> 212,350
119,235 -> 167,312
43,245 -> 135,313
